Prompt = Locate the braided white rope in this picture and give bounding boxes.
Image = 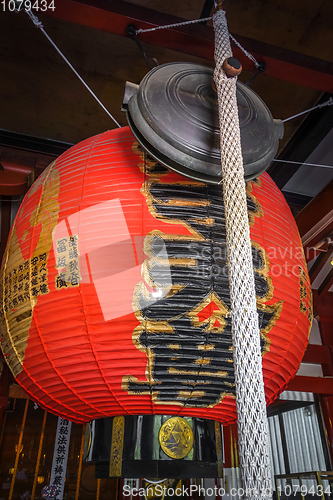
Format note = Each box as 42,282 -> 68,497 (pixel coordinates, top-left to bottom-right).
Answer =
213,10 -> 272,500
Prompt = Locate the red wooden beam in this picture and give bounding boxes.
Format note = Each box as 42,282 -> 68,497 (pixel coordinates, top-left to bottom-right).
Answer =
0,197 -> 11,260
0,171 -> 28,196
313,290 -> 333,338
305,231 -> 333,263
0,161 -> 32,196
318,267 -> 333,296
303,344 -> 332,366
287,375 -> 333,395
296,180 -> 333,262
40,0 -> 333,92
302,344 -> 333,377
309,245 -> 333,281
297,180 -> 333,238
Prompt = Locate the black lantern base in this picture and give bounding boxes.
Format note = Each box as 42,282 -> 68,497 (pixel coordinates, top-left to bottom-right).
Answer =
84,415 -> 224,479
95,460 -> 219,479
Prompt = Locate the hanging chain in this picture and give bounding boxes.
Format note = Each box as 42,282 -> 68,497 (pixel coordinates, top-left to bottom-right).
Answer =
135,16 -> 213,34
136,16 -> 260,68
229,34 -> 260,68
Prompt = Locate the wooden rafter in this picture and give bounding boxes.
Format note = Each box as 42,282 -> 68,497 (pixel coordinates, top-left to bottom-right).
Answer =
318,267 -> 333,296
287,375 -> 333,395
39,0 -> 333,92
309,245 -> 333,281
296,180 -> 333,264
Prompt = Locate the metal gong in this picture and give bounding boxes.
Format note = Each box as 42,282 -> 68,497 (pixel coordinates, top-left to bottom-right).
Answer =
123,62 -> 284,184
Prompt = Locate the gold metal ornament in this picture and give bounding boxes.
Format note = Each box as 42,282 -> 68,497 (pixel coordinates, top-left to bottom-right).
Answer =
158,417 -> 193,459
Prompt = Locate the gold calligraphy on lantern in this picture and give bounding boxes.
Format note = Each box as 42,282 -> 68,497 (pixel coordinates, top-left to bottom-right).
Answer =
123,144 -> 283,408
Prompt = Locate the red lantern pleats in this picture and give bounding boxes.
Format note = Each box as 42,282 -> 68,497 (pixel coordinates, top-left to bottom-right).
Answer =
0,127 -> 312,424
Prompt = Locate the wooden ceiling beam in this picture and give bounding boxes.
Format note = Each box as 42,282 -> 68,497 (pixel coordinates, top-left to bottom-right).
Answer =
287,375 -> 333,395
318,267 -> 333,296
199,0 -> 214,20
0,198 -> 11,260
0,170 -> 29,196
309,245 -> 333,281
302,344 -> 332,365
40,0 -> 333,92
296,180 -> 333,261
297,182 -> 333,239
302,344 -> 333,377
313,290 -> 333,323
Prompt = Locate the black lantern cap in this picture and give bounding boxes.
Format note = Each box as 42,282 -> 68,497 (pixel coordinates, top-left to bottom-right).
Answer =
123,62 -> 283,184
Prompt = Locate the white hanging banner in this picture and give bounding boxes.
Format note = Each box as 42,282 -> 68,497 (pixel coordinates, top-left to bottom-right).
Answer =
49,417 -> 72,500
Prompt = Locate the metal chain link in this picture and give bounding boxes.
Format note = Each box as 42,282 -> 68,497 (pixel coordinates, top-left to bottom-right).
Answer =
135,16 -> 213,34
136,16 -> 260,68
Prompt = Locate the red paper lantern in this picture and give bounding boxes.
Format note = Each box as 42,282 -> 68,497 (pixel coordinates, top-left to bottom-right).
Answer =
0,127 -> 312,424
